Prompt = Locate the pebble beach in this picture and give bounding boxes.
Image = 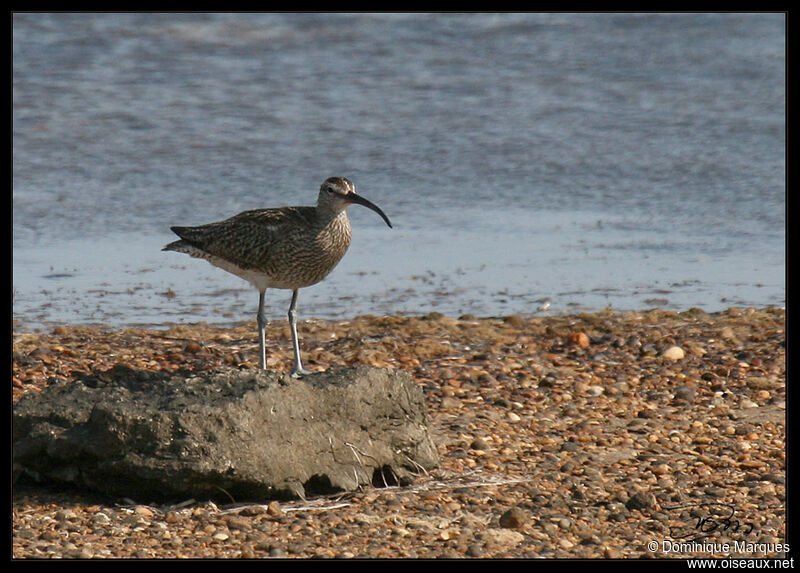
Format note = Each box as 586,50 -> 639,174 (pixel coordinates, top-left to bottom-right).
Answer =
12,306 -> 785,559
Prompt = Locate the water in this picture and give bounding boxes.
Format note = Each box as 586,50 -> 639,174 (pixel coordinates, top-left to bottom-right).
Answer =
12,13 -> 785,329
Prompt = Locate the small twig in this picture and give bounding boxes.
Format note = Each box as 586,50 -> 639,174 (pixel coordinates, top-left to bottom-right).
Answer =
284,502 -> 351,513
378,467 -> 389,488
165,498 -> 196,511
218,501 -> 351,515
344,442 -> 379,464
213,485 -> 236,505
218,504 -> 268,515
345,442 -> 363,466
215,471 -> 533,518
402,453 -> 430,477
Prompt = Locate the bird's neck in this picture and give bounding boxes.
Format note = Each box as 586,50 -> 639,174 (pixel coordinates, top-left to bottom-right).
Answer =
317,206 -> 349,228
317,209 -> 352,253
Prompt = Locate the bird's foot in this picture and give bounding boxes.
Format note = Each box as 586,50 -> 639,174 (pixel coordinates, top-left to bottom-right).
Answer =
290,366 -> 313,378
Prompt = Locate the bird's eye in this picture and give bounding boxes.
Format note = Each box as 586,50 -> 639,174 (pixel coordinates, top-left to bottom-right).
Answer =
326,186 -> 335,194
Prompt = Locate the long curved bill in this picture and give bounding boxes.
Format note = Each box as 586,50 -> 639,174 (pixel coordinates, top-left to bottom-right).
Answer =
346,193 -> 393,228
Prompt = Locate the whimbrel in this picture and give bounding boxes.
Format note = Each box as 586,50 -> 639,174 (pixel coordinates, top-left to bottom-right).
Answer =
163,176 -> 392,376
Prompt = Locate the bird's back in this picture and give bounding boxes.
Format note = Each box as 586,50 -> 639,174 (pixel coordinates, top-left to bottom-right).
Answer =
163,206 -> 353,290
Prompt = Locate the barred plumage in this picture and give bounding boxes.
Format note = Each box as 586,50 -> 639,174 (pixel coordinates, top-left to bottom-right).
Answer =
163,176 -> 392,375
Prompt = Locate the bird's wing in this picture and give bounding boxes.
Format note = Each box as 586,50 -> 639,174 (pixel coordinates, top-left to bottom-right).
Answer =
169,207 -> 317,269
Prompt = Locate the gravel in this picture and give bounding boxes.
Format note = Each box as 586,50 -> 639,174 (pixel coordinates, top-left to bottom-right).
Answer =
13,306 -> 785,559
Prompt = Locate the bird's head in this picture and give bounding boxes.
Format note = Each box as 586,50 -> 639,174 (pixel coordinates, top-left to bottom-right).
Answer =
318,177 -> 393,228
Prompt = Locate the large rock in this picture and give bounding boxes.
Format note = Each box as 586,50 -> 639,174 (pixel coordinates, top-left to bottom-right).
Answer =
13,365 -> 439,501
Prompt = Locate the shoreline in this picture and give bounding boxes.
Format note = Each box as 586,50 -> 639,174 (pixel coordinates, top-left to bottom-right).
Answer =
13,306 -> 786,558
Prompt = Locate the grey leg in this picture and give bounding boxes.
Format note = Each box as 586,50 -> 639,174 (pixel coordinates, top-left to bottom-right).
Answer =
288,289 -> 311,377
257,289 -> 267,370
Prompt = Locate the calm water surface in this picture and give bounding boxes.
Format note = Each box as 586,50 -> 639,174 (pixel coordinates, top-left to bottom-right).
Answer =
12,13 -> 785,329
